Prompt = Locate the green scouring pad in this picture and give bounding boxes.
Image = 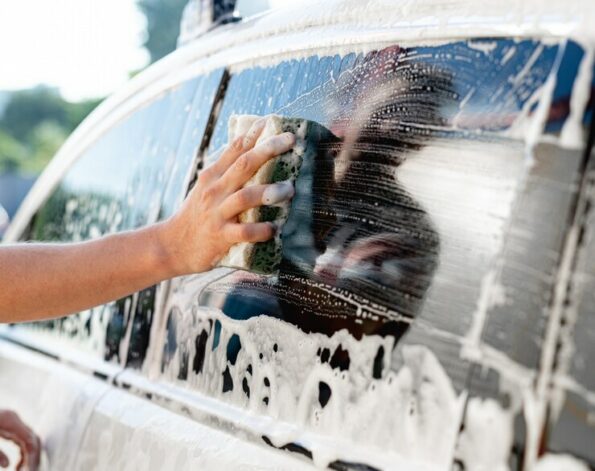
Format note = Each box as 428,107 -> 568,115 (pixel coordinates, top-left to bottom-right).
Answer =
218,114 -> 333,275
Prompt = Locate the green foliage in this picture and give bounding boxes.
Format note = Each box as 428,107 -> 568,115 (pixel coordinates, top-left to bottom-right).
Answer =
138,0 -> 188,63
66,99 -> 102,130
0,129 -> 28,172
1,88 -> 68,142
22,121 -> 69,174
0,0 -> 187,176
0,87 -> 100,175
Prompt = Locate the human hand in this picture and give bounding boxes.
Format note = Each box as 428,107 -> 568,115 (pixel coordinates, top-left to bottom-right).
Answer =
159,118 -> 296,276
0,410 -> 41,471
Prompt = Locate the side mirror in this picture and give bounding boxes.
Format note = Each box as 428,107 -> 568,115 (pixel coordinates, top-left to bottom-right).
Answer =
0,204 -> 9,238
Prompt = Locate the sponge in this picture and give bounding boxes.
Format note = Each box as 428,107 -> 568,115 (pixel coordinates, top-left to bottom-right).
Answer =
218,114 -> 330,275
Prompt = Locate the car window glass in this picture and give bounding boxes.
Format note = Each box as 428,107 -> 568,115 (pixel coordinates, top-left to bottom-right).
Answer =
17,70 -> 224,367
160,70 -> 226,218
150,39 -> 592,468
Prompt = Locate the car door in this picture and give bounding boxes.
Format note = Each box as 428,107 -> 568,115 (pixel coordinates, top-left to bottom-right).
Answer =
129,38 -> 594,470
0,68 -> 225,468
2,16 -> 594,471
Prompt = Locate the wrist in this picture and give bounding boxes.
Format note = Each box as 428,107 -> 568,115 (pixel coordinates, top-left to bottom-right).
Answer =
151,219 -> 186,279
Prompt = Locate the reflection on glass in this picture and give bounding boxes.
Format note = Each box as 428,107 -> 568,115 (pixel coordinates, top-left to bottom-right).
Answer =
199,40 -> 561,342
159,39 -> 591,467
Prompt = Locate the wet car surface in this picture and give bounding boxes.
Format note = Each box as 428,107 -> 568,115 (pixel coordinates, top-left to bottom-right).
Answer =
1,1 -> 595,469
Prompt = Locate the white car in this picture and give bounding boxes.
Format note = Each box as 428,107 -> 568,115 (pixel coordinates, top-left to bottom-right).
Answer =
1,0 -> 594,469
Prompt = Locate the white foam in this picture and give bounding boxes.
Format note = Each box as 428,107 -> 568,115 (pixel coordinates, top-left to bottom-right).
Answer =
534,453 -> 590,471
456,398 -> 513,471
560,45 -> 594,149
152,270 -> 471,469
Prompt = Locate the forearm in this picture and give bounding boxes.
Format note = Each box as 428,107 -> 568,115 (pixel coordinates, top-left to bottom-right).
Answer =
0,124 -> 295,324
0,222 -> 176,323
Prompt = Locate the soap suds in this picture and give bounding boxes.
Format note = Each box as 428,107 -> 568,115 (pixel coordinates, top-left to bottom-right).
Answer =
154,279 -> 467,469
534,453 -> 590,471
467,40 -> 498,55
456,398 -> 513,471
560,45 -> 594,149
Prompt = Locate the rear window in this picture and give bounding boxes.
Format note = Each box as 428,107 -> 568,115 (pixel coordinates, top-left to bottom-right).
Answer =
154,38 -> 592,468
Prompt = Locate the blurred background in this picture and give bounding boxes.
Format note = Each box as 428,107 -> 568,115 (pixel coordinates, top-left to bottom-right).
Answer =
0,0 -> 189,222
0,0 -> 295,231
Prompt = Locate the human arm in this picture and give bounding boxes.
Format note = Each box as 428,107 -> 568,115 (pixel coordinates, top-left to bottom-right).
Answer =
0,121 -> 295,323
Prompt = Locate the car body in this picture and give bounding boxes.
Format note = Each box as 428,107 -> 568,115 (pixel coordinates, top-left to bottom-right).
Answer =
1,0 -> 595,469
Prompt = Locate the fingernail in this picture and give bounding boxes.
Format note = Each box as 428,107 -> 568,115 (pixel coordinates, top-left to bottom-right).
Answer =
243,118 -> 267,148
254,117 -> 267,129
268,133 -> 294,153
281,132 -> 295,145
262,181 -> 295,205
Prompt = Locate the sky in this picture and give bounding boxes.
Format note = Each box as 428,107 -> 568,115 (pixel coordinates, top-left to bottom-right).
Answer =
0,0 -> 149,102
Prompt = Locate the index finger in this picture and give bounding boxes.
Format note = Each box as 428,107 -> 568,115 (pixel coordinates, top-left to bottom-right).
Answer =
212,118 -> 267,175
218,132 -> 296,195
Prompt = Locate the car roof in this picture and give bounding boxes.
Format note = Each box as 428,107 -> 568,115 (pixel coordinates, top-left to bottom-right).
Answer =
180,0 -> 595,49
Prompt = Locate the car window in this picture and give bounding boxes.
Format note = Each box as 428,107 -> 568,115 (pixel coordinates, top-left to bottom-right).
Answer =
17,69 -> 224,367
151,39 -> 592,468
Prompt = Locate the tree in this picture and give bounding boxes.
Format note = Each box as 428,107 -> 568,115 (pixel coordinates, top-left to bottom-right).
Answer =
137,0 -> 188,64
0,87 -> 68,142
0,87 -> 101,175
0,130 -> 27,173
66,99 -> 103,131
23,122 -> 69,174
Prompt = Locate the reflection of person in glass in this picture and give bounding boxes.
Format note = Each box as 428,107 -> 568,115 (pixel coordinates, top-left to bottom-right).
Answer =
215,46 -> 454,342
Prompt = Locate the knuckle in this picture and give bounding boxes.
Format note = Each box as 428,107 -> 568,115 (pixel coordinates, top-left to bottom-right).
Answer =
231,136 -> 245,153
259,139 -> 277,157
259,134 -> 293,157
197,168 -> 211,184
201,185 -> 218,202
235,189 -> 251,207
224,227 -> 235,243
234,154 -> 251,172
238,225 -> 252,240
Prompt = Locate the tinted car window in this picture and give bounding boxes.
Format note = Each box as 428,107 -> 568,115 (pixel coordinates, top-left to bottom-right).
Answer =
155,40 -> 588,468
18,70 -> 224,367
